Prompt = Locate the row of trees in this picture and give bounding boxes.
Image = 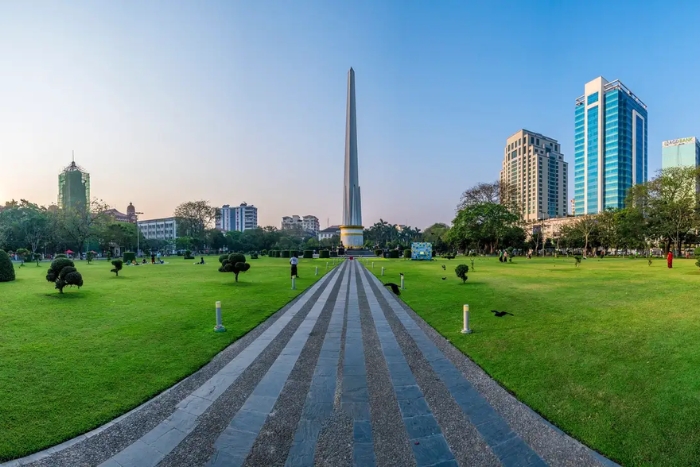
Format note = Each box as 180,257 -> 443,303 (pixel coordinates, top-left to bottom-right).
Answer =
446,166 -> 700,255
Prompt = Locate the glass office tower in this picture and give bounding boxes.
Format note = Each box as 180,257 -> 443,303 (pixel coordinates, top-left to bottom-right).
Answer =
574,77 -> 648,215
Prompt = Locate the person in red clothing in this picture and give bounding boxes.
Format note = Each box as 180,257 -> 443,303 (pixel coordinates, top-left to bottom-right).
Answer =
667,250 -> 674,268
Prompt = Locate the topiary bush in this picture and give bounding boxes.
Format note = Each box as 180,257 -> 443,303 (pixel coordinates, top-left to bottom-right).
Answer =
0,250 -> 16,282
695,247 -> 700,269
303,250 -> 313,259
281,250 -> 290,258
46,258 -> 83,293
250,253 -> 259,259
219,254 -> 229,263
111,259 -> 123,276
403,249 -> 411,259
55,254 -> 67,259
455,264 -> 469,283
389,250 -> 399,259
86,251 -> 94,264
319,250 -> 330,259
330,251 -> 338,258
375,249 -> 383,257
219,253 -> 251,281
261,249 -> 268,256
123,252 -> 136,264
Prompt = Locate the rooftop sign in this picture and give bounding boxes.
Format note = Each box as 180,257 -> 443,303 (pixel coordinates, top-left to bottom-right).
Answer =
663,137 -> 695,147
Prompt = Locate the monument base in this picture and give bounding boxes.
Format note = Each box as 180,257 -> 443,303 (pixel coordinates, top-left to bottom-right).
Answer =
340,225 -> 364,249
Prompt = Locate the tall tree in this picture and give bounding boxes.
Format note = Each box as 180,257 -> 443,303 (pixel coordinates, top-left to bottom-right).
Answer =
174,201 -> 219,246
58,200 -> 110,256
448,202 -> 521,253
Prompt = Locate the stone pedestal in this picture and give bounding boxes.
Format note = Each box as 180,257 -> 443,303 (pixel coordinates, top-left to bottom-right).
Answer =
340,225 -> 364,249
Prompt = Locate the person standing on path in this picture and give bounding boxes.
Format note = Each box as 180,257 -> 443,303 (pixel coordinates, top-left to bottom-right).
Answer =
290,253 -> 299,278
667,250 -> 673,268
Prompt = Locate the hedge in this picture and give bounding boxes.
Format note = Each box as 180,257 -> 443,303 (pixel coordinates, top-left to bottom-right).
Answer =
319,250 -> 330,259
303,250 -> 313,259
403,249 -> 412,259
123,252 -> 136,264
0,250 -> 16,282
330,251 -> 338,258
281,250 -> 290,258
375,249 -> 383,257
388,250 -> 399,259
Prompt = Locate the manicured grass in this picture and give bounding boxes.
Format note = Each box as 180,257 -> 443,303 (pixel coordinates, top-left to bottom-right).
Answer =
0,256 -> 337,461
367,255 -> 700,466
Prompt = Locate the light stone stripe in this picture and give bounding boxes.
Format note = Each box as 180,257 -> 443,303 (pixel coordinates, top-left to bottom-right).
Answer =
98,265 -> 342,467
362,266 -> 547,466
207,263 -> 346,467
358,268 -> 455,467
284,263 -> 349,466
342,261 -> 376,467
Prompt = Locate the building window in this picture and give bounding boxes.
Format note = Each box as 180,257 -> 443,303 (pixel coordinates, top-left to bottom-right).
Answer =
587,92 -> 599,105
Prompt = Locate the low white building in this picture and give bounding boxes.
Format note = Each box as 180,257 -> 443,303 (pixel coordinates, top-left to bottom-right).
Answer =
137,217 -> 178,241
318,225 -> 341,240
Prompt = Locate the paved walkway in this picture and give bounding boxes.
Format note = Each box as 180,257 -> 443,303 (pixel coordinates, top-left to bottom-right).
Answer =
5,261 -> 617,467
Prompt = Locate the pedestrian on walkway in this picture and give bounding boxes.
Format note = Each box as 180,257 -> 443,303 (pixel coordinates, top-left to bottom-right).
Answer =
290,253 -> 299,278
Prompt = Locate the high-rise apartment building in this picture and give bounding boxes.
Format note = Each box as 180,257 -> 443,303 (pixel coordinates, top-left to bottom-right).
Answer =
58,160 -> 90,210
574,77 -> 648,215
500,130 -> 568,221
302,215 -> 320,233
662,137 -> 700,193
218,203 -> 258,232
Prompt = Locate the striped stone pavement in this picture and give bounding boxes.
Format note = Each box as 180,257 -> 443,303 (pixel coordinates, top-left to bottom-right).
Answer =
4,260 -> 617,467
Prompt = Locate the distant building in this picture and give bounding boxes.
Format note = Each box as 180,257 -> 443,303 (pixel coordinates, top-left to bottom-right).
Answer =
58,160 -> 90,210
302,215 -> 320,233
500,129 -> 568,221
282,215 -> 320,234
318,225 -> 341,241
574,77 -> 648,215
219,203 -> 258,232
105,203 -> 138,223
138,217 -> 178,241
662,137 -> 700,194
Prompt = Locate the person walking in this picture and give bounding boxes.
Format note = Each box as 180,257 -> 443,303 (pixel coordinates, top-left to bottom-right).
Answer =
151,253 -> 155,264
290,253 -> 299,278
667,250 -> 673,269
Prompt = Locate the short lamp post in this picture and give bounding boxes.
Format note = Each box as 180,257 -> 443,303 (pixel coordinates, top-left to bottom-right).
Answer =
381,267 -> 385,276
214,301 -> 226,332
135,211 -> 144,256
461,304 -> 472,334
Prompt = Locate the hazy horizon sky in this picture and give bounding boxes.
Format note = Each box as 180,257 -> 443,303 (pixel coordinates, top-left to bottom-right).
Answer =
2,0 -> 700,229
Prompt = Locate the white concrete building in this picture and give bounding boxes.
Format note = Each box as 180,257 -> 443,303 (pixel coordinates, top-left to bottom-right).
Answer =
302,215 -> 320,234
500,129 -> 568,222
137,217 -> 178,241
219,203 -> 258,232
318,225 -> 341,240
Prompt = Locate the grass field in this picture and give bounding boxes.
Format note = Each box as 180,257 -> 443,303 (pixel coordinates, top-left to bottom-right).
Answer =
0,255 -> 336,461
366,255 -> 700,466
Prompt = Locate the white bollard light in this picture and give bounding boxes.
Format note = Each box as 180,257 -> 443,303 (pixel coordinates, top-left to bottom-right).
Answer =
381,267 -> 385,276
372,261 -> 374,269
214,301 -> 226,333
400,275 -> 405,290
291,276 -> 296,290
315,266 -> 318,276
326,262 -> 329,270
461,304 -> 472,334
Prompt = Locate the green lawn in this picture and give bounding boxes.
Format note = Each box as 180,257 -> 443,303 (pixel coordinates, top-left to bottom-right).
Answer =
367,255 -> 700,466
0,256 -> 337,461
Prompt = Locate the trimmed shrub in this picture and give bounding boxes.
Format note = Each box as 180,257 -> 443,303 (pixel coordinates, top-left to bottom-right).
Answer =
281,250 -> 290,258
388,250 -> 399,259
695,247 -> 700,268
123,252 -> 136,264
220,253 -> 251,281
218,254 -> 229,263
403,249 -> 411,259
261,249 -> 268,256
250,253 -> 259,259
111,259 -> 123,276
46,258 -> 83,293
55,254 -> 67,259
319,250 -> 330,259
574,255 -> 582,267
0,250 -> 16,282
375,249 -> 383,257
330,251 -> 338,258
455,264 -> 469,283
86,251 -> 94,264
443,252 -> 456,259
303,250 -> 313,259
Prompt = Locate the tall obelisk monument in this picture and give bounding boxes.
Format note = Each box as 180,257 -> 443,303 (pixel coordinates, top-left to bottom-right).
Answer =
340,68 -> 364,248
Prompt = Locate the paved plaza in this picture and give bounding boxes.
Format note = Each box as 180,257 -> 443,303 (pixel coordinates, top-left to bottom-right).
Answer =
4,261 -> 616,467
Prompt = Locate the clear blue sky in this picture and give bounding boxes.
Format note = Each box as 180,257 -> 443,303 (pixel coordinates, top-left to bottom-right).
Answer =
1,0 -> 699,229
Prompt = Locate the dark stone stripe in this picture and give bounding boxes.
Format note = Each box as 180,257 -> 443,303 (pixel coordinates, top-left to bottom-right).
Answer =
284,266 -> 349,466
364,267 -> 547,467
342,261 -> 376,467
358,268 -> 455,467
206,264 -> 345,467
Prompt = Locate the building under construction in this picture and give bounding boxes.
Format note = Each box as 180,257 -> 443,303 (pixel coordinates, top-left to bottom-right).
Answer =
58,160 -> 90,210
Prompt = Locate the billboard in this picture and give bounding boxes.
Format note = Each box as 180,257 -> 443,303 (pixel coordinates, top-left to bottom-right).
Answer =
411,242 -> 433,260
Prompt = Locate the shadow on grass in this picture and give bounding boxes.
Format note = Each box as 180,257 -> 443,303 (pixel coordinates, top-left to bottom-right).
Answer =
41,291 -> 84,299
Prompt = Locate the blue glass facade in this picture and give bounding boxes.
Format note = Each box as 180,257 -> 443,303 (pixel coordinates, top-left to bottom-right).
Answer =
574,78 -> 647,214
